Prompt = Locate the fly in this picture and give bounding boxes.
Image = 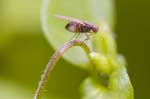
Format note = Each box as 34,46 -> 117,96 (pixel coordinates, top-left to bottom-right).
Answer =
55,14 -> 99,40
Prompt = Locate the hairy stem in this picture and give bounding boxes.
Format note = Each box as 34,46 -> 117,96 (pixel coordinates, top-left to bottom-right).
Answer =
34,39 -> 92,99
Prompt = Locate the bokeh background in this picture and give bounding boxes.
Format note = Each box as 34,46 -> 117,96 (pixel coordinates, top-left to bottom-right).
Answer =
0,0 -> 149,99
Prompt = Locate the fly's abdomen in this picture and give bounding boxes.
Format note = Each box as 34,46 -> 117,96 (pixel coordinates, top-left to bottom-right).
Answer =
65,22 -> 78,33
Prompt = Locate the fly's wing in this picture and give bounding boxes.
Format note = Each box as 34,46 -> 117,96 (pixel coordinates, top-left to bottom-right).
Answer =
55,14 -> 85,25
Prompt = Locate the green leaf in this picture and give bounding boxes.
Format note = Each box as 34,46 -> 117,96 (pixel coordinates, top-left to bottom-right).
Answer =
80,67 -> 134,99
109,66 -> 134,99
41,0 -> 115,68
80,77 -> 107,99
89,52 -> 117,74
92,21 -> 117,57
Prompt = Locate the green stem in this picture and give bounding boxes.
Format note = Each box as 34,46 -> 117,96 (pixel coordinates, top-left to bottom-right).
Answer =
34,39 -> 92,99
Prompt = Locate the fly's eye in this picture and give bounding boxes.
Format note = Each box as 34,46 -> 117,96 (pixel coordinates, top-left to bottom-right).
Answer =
92,26 -> 99,33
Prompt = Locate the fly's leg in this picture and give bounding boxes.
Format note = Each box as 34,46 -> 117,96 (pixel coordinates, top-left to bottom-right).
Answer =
83,33 -> 89,43
84,33 -> 93,42
69,33 -> 77,41
75,33 -> 81,39
69,33 -> 81,41
85,33 -> 90,40
78,33 -> 83,39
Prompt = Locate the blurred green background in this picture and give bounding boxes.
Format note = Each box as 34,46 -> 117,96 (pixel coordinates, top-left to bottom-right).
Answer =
0,0 -> 149,99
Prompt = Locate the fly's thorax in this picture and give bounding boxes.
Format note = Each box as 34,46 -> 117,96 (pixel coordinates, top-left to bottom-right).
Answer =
80,25 -> 90,33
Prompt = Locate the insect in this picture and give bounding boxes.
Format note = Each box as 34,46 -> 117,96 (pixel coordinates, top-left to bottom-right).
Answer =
55,14 -> 99,41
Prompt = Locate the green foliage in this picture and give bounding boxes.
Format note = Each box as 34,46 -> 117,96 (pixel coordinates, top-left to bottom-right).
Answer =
42,0 -> 115,68
80,22 -> 133,99
38,0 -> 134,99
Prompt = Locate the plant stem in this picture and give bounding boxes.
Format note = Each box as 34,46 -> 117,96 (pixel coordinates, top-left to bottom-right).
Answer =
34,39 -> 92,99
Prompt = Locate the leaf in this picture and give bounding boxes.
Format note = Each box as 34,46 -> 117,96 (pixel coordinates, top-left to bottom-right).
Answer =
80,67 -> 134,99
92,22 -> 117,57
41,0 -> 115,68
